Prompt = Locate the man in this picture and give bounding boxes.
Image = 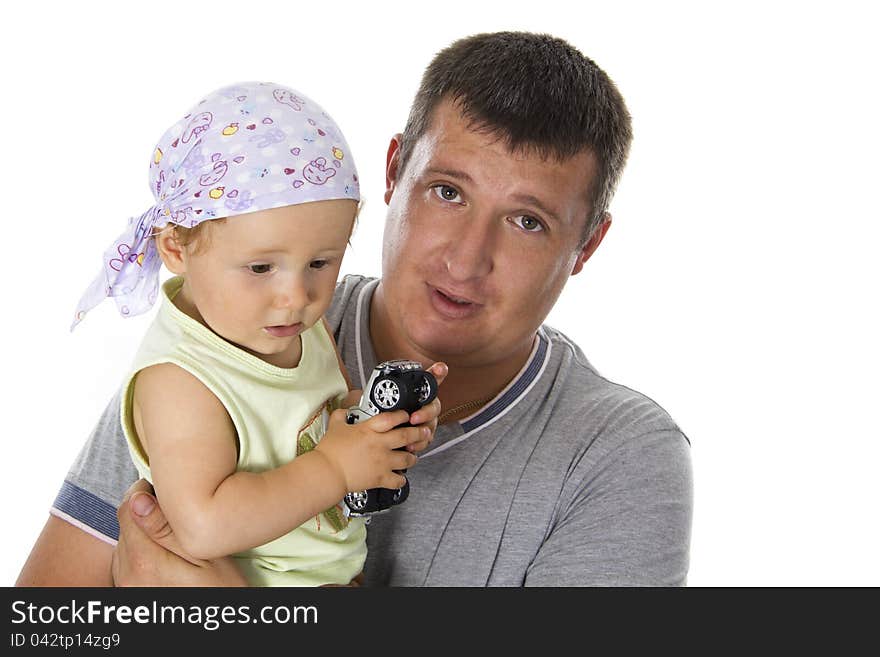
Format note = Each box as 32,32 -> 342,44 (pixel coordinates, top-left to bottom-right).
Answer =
18,31 -> 692,586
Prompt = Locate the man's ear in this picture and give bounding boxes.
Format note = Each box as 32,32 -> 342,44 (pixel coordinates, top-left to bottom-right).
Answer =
571,213 -> 612,276
384,133 -> 403,205
153,227 -> 187,275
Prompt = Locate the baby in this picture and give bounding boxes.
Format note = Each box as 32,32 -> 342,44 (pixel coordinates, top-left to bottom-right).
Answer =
73,82 -> 442,586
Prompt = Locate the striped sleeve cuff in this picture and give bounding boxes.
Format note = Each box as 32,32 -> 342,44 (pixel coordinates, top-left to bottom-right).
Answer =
50,480 -> 119,545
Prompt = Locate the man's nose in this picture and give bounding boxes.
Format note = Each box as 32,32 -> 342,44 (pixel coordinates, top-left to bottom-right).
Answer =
443,213 -> 495,281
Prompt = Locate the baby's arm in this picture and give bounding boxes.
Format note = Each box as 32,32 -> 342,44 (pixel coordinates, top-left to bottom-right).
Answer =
133,363 -> 426,560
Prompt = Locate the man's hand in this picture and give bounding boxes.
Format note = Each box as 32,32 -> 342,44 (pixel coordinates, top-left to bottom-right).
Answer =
112,479 -> 248,587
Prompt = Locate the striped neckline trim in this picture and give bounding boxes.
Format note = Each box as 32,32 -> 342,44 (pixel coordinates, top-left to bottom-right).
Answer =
354,278 -> 551,456
421,329 -> 551,459
460,330 -> 549,433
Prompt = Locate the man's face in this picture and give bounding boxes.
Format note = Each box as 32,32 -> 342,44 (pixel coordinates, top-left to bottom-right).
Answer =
380,100 -> 607,367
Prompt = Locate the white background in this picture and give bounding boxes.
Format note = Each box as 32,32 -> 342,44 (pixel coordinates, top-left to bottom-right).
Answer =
1,0 -> 877,586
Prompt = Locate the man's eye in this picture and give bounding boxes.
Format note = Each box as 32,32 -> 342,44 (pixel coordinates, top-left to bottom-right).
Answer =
310,259 -> 329,270
432,185 -> 462,203
249,264 -> 272,274
511,215 -> 544,232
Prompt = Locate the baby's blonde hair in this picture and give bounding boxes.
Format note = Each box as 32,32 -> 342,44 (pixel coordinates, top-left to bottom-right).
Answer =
154,219 -> 227,255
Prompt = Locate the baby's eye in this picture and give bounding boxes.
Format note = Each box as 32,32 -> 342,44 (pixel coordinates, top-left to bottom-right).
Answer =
511,215 -> 545,232
432,185 -> 462,203
310,259 -> 329,270
249,264 -> 273,274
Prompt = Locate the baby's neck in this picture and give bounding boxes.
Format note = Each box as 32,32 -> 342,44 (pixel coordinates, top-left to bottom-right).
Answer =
170,283 -> 205,325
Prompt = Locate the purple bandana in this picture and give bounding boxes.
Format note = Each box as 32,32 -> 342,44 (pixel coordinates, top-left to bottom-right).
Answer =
73,81 -> 360,329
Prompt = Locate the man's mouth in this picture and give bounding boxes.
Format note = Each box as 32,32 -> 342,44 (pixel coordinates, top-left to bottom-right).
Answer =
437,289 -> 474,305
429,285 -> 483,318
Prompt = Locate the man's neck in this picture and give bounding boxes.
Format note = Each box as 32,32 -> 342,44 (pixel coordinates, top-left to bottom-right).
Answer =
369,282 -> 535,421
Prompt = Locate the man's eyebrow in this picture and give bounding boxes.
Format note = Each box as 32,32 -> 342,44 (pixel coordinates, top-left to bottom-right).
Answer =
425,167 -> 475,183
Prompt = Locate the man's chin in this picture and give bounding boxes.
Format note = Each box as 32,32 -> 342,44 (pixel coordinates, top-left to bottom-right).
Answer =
405,325 -> 491,364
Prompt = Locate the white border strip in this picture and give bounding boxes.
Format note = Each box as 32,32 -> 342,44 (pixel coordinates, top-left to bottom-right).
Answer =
353,280 -> 374,389
49,507 -> 118,546
457,333 -> 543,424
422,330 -> 553,459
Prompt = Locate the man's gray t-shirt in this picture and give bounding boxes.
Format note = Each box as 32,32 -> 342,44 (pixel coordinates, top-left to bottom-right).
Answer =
55,275 -> 692,586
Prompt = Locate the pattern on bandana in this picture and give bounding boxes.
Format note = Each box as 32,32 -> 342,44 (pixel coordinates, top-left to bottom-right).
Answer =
73,81 -> 360,329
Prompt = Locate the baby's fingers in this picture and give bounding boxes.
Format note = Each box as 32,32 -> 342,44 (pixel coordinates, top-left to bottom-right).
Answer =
391,450 -> 418,471
410,396 -> 441,426
405,435 -> 433,453
384,425 -> 430,450
380,471 -> 409,491
365,409 -> 411,433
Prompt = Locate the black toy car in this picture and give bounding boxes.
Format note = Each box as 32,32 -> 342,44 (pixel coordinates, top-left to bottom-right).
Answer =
343,360 -> 438,517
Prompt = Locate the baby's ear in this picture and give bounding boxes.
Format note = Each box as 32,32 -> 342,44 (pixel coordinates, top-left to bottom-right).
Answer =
153,226 -> 187,274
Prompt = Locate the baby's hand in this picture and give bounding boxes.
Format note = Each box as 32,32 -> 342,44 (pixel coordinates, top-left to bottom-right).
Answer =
405,362 -> 448,453
315,363 -> 447,493
317,408 -> 425,493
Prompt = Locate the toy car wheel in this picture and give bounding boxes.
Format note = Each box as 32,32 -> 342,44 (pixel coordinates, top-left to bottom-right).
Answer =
416,373 -> 437,405
370,375 -> 402,411
346,490 -> 369,512
392,479 -> 410,504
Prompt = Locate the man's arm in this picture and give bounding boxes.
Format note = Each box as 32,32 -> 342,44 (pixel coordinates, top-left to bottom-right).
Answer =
525,429 -> 693,586
17,390 -> 134,586
15,486 -> 247,588
16,516 -> 114,586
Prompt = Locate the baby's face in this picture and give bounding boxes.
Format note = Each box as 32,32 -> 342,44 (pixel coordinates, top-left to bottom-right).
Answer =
175,200 -> 356,368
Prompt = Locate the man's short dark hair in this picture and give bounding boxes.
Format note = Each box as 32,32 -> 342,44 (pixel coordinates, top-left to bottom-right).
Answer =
399,31 -> 633,243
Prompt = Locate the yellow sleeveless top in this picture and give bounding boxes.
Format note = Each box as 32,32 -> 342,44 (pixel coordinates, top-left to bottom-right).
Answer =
120,276 -> 366,586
